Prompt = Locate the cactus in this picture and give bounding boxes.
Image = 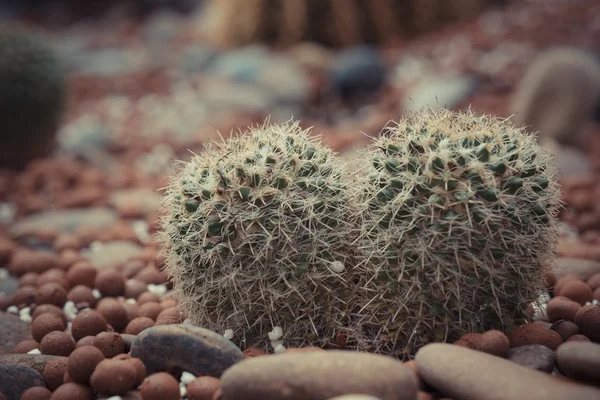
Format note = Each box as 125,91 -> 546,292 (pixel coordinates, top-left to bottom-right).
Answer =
0,27 -> 67,169
160,121 -> 357,350
200,0 -> 505,49
350,108 -> 561,357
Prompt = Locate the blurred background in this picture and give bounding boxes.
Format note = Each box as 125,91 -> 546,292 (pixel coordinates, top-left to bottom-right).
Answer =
0,0 -> 599,232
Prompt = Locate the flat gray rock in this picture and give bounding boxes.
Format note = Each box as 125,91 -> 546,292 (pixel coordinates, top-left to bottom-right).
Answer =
10,208 -> 118,237
556,341 -> 600,385
81,240 -> 143,270
415,343 -> 600,400
0,364 -> 45,400
506,345 -> 556,372
220,350 -> 418,400
0,354 -> 66,376
0,312 -> 33,355
554,257 -> 600,280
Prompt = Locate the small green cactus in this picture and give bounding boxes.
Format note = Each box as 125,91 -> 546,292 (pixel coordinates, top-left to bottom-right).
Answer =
351,108 -> 561,357
0,27 -> 67,169
160,121 -> 357,350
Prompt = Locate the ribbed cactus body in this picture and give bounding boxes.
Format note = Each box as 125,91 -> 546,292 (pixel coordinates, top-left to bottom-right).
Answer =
351,108 -> 561,357
160,121 -> 357,350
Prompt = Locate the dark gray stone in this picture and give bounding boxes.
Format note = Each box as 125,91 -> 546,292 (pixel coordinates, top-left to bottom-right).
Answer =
0,354 -> 66,375
0,311 -> 32,355
331,46 -> 386,99
506,344 -> 556,372
0,363 -> 45,400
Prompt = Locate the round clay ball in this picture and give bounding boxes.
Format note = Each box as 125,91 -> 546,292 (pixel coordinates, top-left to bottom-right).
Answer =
43,357 -> 68,391
94,268 -> 125,297
67,285 -> 97,308
90,359 -> 138,395
567,334 -> 591,342
155,307 -> 182,326
67,345 -> 105,385
93,332 -> 125,358
559,280 -> 594,306
125,279 -> 147,299
187,376 -> 221,400
19,272 -> 39,287
129,357 -> 147,387
36,282 -> 67,307
138,301 -> 162,321
137,292 -> 160,305
49,383 -> 93,400
71,309 -> 107,341
40,331 -> 75,357
32,312 -> 65,342
54,234 -> 81,252
140,372 -> 180,400
124,317 -> 155,335
36,270 -> 67,289
554,274 -> 582,295
96,298 -> 129,333
75,336 -> 96,348
477,330 -> 510,357
13,339 -> 39,354
574,304 -> 600,342
134,266 -> 165,285
14,285 -> 37,306
588,273 -> 600,291
65,262 -> 96,288
32,304 -> 66,325
508,323 -> 563,350
21,386 -> 51,400
546,297 -> 581,322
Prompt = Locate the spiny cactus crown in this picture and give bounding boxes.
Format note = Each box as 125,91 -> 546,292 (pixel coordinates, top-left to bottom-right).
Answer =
351,108 -> 561,357
160,121 -> 356,350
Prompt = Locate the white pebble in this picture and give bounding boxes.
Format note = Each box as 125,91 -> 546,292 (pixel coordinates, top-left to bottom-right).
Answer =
89,241 -> 104,252
268,326 -> 283,341
27,349 -> 41,355
0,268 -> 8,280
106,397 -> 123,400
329,261 -> 345,273
273,343 -> 286,354
126,298 -> 137,304
133,220 -> 150,244
180,386 -> 187,397
19,307 -> 32,323
92,289 -> 102,299
0,202 -> 16,225
147,284 -> 167,296
63,301 -> 78,321
593,299 -> 599,305
7,305 -> 18,314
223,329 -> 234,340
180,371 -> 196,386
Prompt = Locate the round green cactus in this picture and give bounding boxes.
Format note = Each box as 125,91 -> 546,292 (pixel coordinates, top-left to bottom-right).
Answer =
160,121 -> 357,350
0,27 -> 67,169
351,108 -> 561,357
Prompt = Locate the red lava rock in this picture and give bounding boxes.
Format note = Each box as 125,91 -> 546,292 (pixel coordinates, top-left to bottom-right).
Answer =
65,262 -> 97,288
140,372 -> 180,400
76,336 -> 96,348
546,297 -> 581,322
242,348 -> 266,358
21,386 -> 52,400
32,312 -> 66,342
96,298 -> 129,333
67,285 -> 97,308
551,320 -> 580,341
567,334 -> 591,342
124,317 -> 155,335
94,332 -> 125,358
155,307 -> 182,326
588,273 -> 600,290
67,345 -> 105,385
54,235 -> 82,252
32,304 -> 67,325
43,357 -> 68,391
508,323 -> 564,350
71,310 -> 108,341
476,330 -> 510,357
554,274 -> 583,296
134,266 -> 165,285
125,279 -> 148,299
13,339 -> 40,353
559,280 -> 594,306
574,304 -> 600,342
36,269 -> 68,289
14,285 -> 37,306
138,302 -> 162,321
187,376 -> 221,400
20,272 -> 39,287
94,268 -> 125,297
36,283 -> 68,307
90,358 -> 138,395
8,249 -> 59,276
49,383 -> 93,400
40,331 -> 75,357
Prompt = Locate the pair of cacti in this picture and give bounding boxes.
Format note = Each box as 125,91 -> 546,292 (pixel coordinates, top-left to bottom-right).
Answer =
200,0 -> 506,49
160,108 -> 561,358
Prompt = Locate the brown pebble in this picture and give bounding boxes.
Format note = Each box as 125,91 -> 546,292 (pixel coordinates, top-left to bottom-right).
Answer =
242,348 -> 266,358
0,237 -> 16,264
458,333 -> 483,349
567,334 -> 591,342
124,317 -> 155,335
554,274 -> 582,296
14,285 -> 37,306
140,372 -> 180,400
137,302 -> 162,321
71,310 -> 108,341
453,339 -> 476,349
32,312 -> 66,342
122,260 -> 147,279
545,272 -> 557,291
36,269 -> 67,289
40,331 -> 75,357
20,272 -> 39,287
508,323 -> 563,350
54,235 -> 81,252
43,357 -> 68,391
8,249 -> 59,276
125,279 -> 148,299
58,249 -> 82,270
137,292 -> 160,305
559,280 -> 594,306
94,268 -> 125,297
49,383 -> 93,400
36,283 -> 68,307
67,285 -> 97,308
134,266 -> 165,285
13,339 -> 40,354
551,320 -> 580,341
95,298 -> 129,333
32,304 -> 67,325
546,297 -> 581,322
155,307 -> 182,326
65,262 -> 97,288
187,376 -> 221,400
588,273 -> 600,290
574,304 -> 600,342
403,359 -> 424,390
122,301 -> 139,321
21,386 -> 52,400
417,392 -> 434,400
67,345 -> 105,385
63,371 -> 72,384
159,299 -> 177,310
477,330 -> 510,357
212,388 -> 223,400
76,336 -> 96,348
90,358 -> 138,395
129,357 -> 147,386
94,332 -> 125,358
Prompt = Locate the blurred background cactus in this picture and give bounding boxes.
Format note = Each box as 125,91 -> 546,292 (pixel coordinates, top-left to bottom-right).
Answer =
0,26 -> 67,169
160,121 -> 358,350
349,108 -> 561,356
200,0 -> 508,49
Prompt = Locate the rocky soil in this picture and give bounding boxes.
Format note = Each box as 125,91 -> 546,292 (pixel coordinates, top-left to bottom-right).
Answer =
1,0 -> 600,399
